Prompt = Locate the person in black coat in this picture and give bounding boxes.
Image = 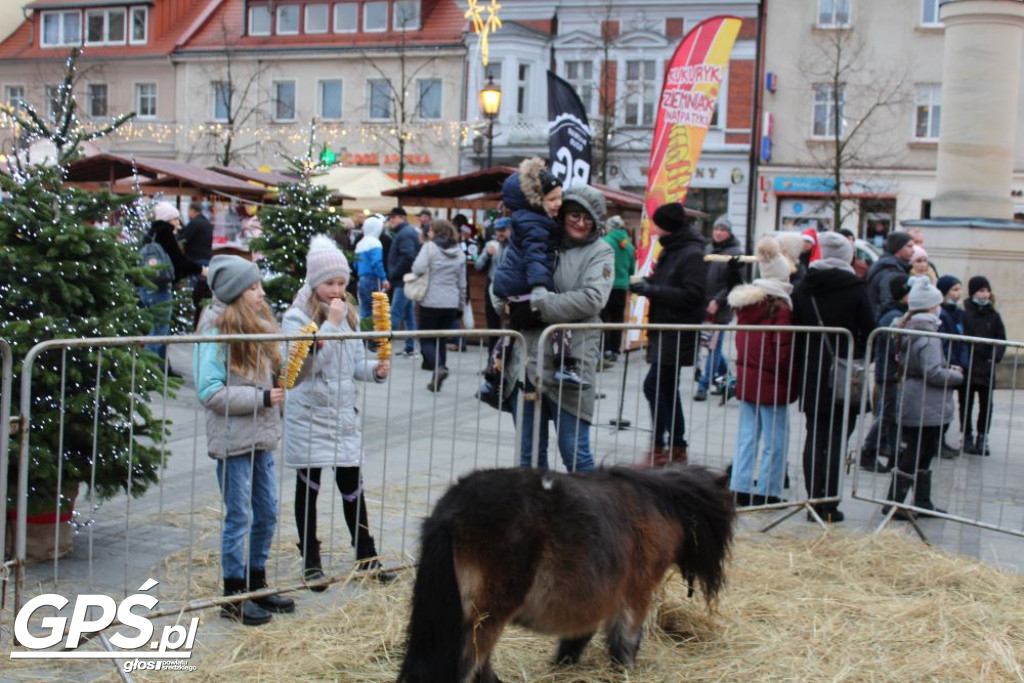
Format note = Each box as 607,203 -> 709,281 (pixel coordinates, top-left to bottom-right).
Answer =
791,231 -> 875,523
628,202 -> 707,467
179,202 -> 214,328
961,276 -> 1006,456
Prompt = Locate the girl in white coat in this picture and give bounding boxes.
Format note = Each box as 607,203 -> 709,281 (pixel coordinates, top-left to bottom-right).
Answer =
283,235 -> 393,589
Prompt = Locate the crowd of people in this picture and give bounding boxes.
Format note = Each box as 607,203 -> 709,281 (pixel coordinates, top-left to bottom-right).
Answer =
136,165 -> 1008,627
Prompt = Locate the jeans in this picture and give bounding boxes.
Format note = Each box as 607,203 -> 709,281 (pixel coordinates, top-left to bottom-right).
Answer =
139,286 -> 173,360
357,276 -> 386,324
216,450 -> 279,580
511,386 -> 595,472
698,330 -> 729,391
731,401 -> 790,498
419,306 -> 460,371
643,363 -> 687,449
390,285 -> 417,353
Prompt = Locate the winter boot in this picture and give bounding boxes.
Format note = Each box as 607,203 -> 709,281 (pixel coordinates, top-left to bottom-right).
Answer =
248,568 -> 295,613
912,470 -> 947,516
859,449 -> 886,473
221,577 -> 272,626
668,445 -> 688,465
882,470 -> 916,520
297,541 -> 327,592
355,537 -> 397,584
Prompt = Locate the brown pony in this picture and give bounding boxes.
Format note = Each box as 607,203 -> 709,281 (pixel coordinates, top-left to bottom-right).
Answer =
397,465 -> 735,683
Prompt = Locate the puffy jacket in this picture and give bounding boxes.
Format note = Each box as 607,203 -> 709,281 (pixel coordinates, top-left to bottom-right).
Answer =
900,313 -> 963,427
728,284 -> 797,406
865,253 -> 909,316
492,165 -> 559,297
873,301 -> 907,383
386,221 -> 421,287
354,218 -> 387,283
281,304 -> 383,469
962,299 -> 1006,386
148,220 -> 203,283
705,234 -> 743,322
938,301 -> 969,370
411,238 -> 467,309
635,227 -> 707,367
193,301 -> 282,459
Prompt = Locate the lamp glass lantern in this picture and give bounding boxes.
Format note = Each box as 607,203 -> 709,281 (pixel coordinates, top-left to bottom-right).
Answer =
479,76 -> 502,168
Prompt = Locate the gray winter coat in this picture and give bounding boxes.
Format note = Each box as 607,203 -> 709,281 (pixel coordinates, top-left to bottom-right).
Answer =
503,184 -> 614,422
411,238 -> 466,309
899,313 -> 963,427
281,304 -> 384,470
194,300 -> 283,459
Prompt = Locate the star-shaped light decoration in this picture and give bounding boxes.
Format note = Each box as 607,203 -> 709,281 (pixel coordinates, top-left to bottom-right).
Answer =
465,0 -> 503,66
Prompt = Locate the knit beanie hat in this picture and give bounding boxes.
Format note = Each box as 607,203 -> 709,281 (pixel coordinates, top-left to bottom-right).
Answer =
773,231 -> 804,266
713,215 -> 733,233
818,231 -> 853,263
936,274 -> 961,296
889,273 -> 911,302
911,244 -> 928,262
540,168 -> 560,196
152,201 -> 179,223
756,237 -> 792,281
306,234 -> 350,289
208,255 -> 261,303
968,275 -> 992,297
885,231 -> 914,255
652,202 -> 689,233
908,278 -> 943,312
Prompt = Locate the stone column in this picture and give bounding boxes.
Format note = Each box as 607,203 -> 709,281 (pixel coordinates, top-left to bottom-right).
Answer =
932,0 -> 1024,220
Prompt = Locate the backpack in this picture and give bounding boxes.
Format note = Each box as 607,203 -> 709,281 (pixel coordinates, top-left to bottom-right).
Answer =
139,232 -> 174,288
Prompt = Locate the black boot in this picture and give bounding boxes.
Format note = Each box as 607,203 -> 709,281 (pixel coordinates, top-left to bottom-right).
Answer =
248,568 -> 295,613
912,470 -> 947,516
355,537 -> 397,584
297,541 -> 328,592
882,470 -> 916,520
221,577 -> 272,626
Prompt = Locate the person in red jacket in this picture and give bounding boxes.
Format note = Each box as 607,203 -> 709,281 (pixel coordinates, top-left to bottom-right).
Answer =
727,237 -> 798,505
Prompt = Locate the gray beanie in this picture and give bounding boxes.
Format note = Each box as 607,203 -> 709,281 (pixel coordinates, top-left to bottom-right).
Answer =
713,215 -> 733,233
818,231 -> 853,263
208,255 -> 261,303
907,278 -> 943,312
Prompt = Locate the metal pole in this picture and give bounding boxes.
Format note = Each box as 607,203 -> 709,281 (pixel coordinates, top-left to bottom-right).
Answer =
486,117 -> 494,169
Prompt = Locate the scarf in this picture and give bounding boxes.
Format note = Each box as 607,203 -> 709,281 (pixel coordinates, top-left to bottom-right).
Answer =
809,258 -> 855,275
751,278 -> 793,307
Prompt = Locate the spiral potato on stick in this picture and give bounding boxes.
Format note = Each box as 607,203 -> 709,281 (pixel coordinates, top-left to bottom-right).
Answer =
280,320 -> 318,389
372,291 -> 392,360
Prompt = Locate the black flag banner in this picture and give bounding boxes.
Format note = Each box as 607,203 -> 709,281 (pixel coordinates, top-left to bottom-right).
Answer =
547,70 -> 592,189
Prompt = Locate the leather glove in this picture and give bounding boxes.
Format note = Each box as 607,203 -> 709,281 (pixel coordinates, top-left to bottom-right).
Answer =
728,254 -> 744,271
530,286 -> 549,312
628,280 -> 652,296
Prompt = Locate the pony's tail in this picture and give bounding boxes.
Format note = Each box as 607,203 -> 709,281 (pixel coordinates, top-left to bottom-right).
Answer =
397,514 -> 465,683
673,468 -> 736,606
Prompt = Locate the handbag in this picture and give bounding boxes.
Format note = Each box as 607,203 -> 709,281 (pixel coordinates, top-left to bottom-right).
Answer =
810,297 -> 866,409
402,242 -> 433,302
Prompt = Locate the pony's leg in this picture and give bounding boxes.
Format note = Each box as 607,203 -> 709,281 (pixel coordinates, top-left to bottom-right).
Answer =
472,657 -> 502,683
605,609 -> 645,667
461,617 -> 509,683
554,632 -> 595,665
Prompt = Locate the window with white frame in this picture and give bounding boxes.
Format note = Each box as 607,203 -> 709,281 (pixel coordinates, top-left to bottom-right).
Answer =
565,61 -> 594,114
277,4 -> 300,34
320,79 -> 343,120
5,85 -> 25,110
812,83 -> 845,137
129,6 -> 147,44
417,79 -> 440,119
817,0 -> 851,28
87,83 -> 108,117
334,3 -> 357,32
394,0 -> 420,30
624,60 -> 656,126
364,1 -> 388,32
368,79 -> 391,119
915,84 -> 941,139
212,81 -> 231,121
41,10 -> 81,47
136,83 -> 156,118
516,64 -> 530,116
305,4 -> 328,33
921,0 -> 941,26
273,80 -> 296,120
249,5 -> 271,35
45,85 -> 61,120
86,8 -> 126,45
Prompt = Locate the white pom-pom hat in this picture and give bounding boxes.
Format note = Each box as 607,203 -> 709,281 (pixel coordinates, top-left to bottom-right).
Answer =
306,234 -> 350,289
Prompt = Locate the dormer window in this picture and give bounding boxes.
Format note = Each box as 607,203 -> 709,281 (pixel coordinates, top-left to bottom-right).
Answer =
40,10 -> 81,48
86,8 -> 127,45
130,7 -> 148,44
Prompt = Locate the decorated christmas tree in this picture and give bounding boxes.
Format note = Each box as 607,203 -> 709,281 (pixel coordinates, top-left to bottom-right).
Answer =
250,125 -> 343,307
1,49 -> 172,515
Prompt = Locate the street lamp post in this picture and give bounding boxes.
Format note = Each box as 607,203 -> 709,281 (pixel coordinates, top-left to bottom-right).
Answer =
479,75 -> 502,169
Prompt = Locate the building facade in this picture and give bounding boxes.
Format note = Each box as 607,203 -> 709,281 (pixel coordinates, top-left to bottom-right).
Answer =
458,0 -> 760,240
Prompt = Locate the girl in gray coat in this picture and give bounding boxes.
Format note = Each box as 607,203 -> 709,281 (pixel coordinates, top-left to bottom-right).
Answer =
885,279 -> 964,517
283,236 -> 394,588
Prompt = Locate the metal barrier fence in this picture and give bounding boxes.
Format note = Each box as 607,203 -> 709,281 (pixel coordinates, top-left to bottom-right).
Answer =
852,326 -> 1024,541
0,338 -> 12,585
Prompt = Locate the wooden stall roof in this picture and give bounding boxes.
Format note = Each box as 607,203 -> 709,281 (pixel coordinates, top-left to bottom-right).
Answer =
65,153 -> 273,199
209,166 -> 300,188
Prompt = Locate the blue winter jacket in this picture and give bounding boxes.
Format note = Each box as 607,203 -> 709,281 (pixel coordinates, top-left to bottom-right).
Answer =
386,221 -> 421,287
938,302 -> 969,369
491,172 -> 558,298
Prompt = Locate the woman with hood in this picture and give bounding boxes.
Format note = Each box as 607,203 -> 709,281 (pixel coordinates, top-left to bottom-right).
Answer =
409,218 -> 467,392
791,231 -> 875,523
354,214 -> 389,326
495,184 -> 614,472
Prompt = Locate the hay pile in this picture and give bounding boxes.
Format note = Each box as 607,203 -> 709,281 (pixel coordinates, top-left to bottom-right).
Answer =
156,530 -> 1024,682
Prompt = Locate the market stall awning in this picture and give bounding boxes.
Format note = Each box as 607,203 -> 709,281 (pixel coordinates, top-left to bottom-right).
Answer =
313,166 -> 403,212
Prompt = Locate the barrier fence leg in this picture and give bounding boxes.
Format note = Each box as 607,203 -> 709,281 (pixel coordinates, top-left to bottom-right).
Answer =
609,349 -> 632,430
